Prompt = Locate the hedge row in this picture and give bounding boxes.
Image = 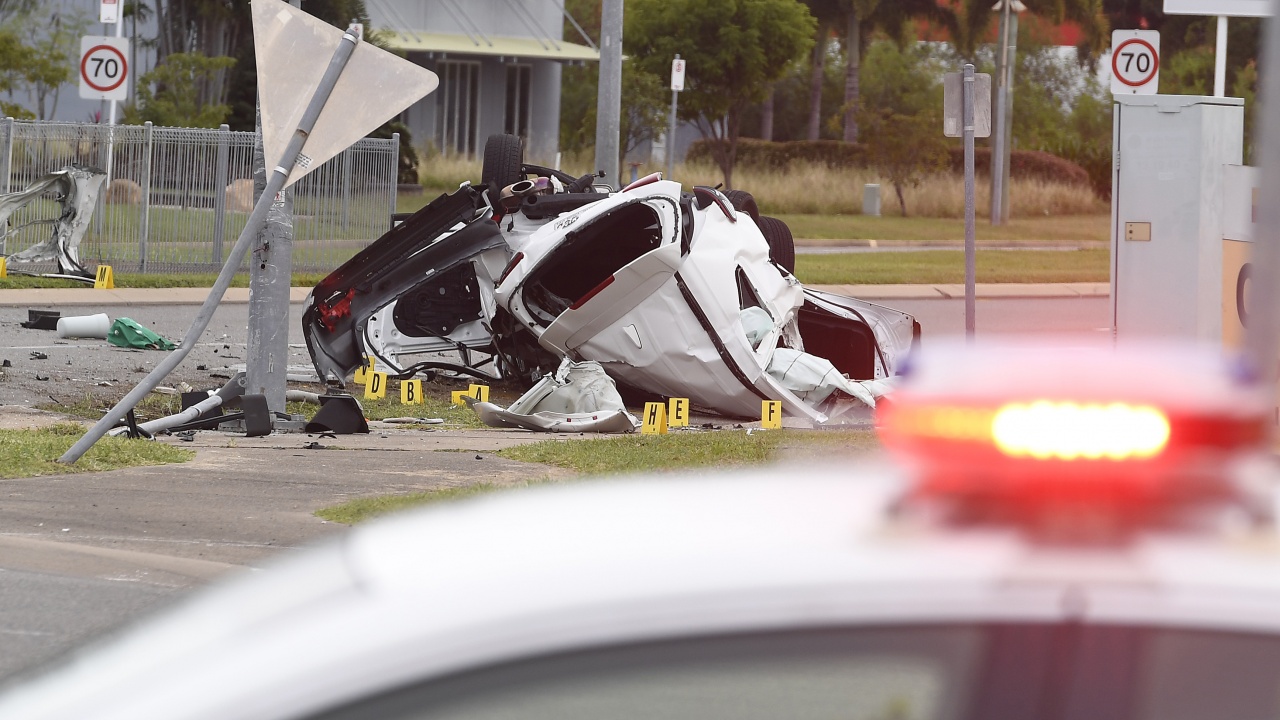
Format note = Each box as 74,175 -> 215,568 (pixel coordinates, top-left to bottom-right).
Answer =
687,138 -> 1092,189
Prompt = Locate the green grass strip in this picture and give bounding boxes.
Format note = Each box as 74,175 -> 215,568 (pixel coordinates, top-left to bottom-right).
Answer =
793,248 -> 1109,285
316,428 -> 878,524
0,423 -> 193,478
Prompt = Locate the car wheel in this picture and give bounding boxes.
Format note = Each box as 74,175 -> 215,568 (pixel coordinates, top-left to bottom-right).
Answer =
757,215 -> 796,274
482,134 -> 524,189
723,190 -> 761,223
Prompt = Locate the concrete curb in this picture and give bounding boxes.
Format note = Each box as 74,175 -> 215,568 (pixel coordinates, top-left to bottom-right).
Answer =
0,287 -> 312,307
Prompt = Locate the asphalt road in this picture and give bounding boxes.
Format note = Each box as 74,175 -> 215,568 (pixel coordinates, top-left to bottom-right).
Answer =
0,293 -> 1111,685
0,303 -> 309,409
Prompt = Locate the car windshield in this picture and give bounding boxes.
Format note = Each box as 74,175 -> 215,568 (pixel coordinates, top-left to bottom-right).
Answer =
311,624 -> 1280,720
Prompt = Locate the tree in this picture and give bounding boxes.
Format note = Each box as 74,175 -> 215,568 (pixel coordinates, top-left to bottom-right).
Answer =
835,0 -> 954,142
801,0 -> 842,140
126,52 -> 237,128
0,5 -> 88,120
626,0 -> 816,189
573,60 -> 669,174
856,39 -> 947,215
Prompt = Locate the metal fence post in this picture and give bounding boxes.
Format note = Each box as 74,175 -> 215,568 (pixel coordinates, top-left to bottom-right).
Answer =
389,132 -> 399,219
1,117 -> 13,195
340,146 -> 352,230
139,121 -> 154,272
213,123 -> 230,265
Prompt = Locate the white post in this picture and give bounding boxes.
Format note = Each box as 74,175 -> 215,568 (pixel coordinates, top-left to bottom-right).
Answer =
1214,16 -> 1228,97
104,10 -> 123,191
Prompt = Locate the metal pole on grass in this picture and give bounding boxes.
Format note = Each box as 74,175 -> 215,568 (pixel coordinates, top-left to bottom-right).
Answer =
963,64 -> 977,339
212,124 -> 230,265
60,24 -> 364,464
139,121 -> 153,272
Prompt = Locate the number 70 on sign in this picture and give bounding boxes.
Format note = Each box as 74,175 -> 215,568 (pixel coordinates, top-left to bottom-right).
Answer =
1110,30 -> 1159,95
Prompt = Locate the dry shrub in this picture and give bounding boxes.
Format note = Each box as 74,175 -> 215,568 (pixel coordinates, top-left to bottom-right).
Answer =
679,162 -> 1104,218
418,154 -> 482,194
420,152 -> 1106,218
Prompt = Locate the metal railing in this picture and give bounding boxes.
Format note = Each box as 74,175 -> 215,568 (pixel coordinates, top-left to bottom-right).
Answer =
0,118 -> 399,274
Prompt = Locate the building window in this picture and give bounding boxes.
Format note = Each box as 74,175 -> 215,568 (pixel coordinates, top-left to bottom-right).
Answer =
437,60 -> 481,156
505,64 -> 532,143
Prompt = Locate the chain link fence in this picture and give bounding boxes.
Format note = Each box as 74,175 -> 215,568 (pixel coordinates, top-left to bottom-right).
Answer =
0,118 -> 398,274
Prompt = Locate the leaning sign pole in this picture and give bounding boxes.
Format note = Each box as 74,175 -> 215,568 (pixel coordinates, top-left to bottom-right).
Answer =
60,0 -> 439,464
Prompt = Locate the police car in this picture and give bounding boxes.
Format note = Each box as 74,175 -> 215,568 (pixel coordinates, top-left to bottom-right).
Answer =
1,337 -> 1278,720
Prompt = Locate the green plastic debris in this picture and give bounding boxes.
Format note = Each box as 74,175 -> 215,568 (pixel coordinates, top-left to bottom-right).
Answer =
108,317 -> 176,351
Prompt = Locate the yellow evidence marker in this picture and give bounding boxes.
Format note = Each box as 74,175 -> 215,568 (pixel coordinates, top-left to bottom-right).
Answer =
363,371 -> 388,399
451,390 -> 471,405
642,402 -> 668,434
761,400 -> 783,429
401,379 -> 424,405
668,397 -> 690,427
0,256 -> 7,278
353,355 -> 376,385
467,384 -> 490,403
93,265 -> 115,289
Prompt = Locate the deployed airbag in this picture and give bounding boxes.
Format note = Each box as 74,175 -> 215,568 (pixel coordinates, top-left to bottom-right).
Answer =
473,359 -> 639,433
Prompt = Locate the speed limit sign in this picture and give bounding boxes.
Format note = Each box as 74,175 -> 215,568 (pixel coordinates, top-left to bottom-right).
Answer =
1110,30 -> 1160,95
79,36 -> 130,101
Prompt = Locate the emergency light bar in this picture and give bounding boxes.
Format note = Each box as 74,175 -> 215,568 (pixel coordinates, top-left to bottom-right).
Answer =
878,340 -> 1270,499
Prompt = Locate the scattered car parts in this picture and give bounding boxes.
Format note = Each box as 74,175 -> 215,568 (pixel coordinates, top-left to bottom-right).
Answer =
0,165 -> 107,279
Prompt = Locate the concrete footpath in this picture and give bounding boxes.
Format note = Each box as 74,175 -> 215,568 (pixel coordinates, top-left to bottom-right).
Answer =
0,282 -> 1109,307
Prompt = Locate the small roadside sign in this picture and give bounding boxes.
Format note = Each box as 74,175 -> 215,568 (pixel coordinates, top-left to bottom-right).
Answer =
943,72 -> 991,138
1111,30 -> 1160,95
1163,0 -> 1271,16
671,56 -> 685,92
100,0 -> 119,23
79,36 -> 129,101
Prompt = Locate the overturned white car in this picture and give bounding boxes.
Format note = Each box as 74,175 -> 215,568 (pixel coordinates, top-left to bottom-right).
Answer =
303,135 -> 918,424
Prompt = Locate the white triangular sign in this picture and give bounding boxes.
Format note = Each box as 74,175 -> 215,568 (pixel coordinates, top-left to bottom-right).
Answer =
251,0 -> 439,187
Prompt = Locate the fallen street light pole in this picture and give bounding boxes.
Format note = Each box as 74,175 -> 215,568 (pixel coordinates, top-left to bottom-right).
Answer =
58,24 -> 364,465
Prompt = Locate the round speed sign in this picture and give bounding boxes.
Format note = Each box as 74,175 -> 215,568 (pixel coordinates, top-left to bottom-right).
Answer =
1110,31 -> 1160,95
78,36 -> 130,101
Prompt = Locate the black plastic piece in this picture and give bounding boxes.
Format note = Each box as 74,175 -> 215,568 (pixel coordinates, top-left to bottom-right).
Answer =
521,192 -> 608,219
304,394 -> 370,435
240,394 -> 272,437
20,310 -> 60,330
180,391 -> 225,423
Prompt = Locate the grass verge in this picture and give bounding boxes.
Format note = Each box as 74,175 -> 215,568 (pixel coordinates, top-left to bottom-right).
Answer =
794,248 -> 1109,285
0,422 -> 193,478
316,428 -> 879,524
779,214 -> 1109,244
43,384 -> 491,428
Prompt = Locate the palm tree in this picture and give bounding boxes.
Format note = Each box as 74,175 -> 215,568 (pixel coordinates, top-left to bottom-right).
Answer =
801,0 -> 842,140
838,0 -> 955,142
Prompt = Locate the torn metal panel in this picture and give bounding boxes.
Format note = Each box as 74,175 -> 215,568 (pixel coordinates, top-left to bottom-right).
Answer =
0,165 -> 106,276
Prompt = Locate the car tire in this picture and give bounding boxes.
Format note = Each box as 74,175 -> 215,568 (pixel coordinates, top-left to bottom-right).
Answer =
723,189 -> 761,223
482,134 -> 524,189
757,215 -> 796,274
